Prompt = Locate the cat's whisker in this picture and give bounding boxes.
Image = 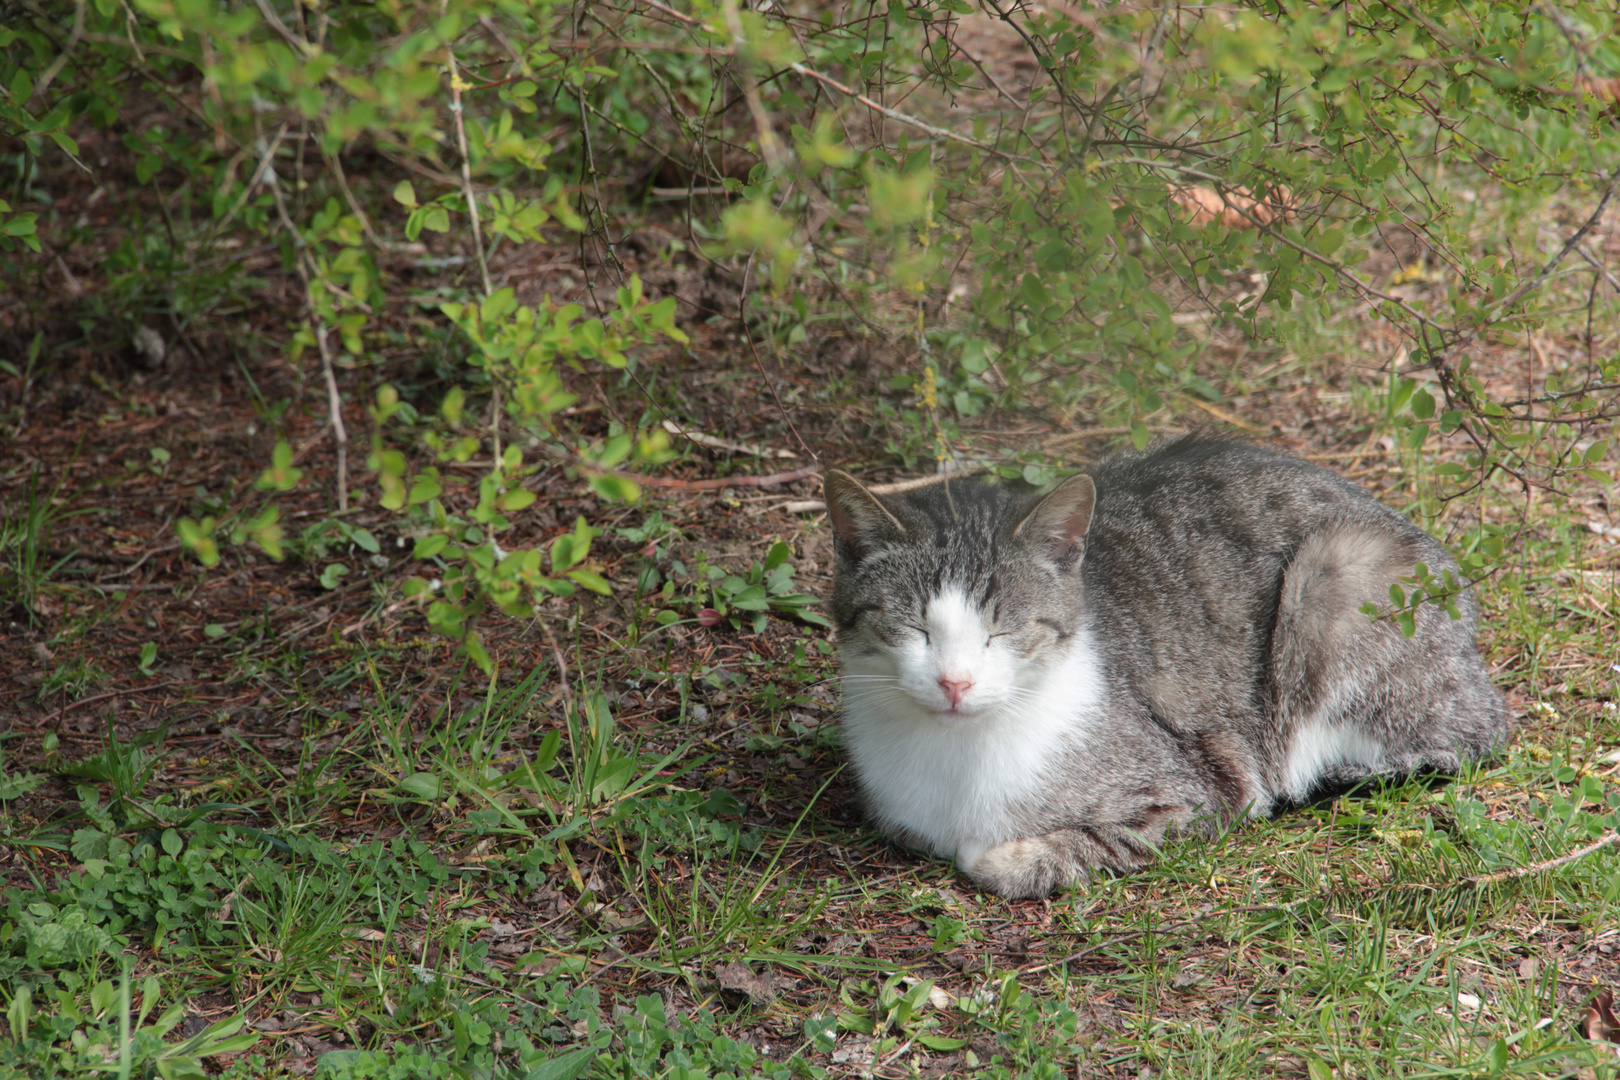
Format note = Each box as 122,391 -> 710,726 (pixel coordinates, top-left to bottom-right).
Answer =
837,693 -> 907,709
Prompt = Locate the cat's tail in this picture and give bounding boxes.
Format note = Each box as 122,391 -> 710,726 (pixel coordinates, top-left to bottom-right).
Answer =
1267,515 -> 1510,804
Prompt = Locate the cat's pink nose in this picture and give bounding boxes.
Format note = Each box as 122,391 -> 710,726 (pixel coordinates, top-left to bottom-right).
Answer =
938,676 -> 974,708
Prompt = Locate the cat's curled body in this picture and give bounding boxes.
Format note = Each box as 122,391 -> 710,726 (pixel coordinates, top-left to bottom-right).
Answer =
825,438 -> 1509,898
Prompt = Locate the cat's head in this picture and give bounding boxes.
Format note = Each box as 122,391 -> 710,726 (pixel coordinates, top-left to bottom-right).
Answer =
823,471 -> 1096,726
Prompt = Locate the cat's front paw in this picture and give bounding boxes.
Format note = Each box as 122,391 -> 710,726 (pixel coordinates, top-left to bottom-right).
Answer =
961,836 -> 1088,899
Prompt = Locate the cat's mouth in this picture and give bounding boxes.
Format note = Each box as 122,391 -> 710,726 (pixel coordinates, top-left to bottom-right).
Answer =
929,702 -> 986,725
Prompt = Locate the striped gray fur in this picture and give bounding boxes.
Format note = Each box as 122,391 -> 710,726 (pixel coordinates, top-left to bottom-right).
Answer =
824,437 -> 1510,898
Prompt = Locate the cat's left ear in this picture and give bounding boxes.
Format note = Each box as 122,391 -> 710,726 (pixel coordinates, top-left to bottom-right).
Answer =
1014,473 -> 1096,568
824,470 -> 905,564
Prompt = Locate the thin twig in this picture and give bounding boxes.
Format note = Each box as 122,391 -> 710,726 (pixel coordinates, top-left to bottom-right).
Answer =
263,132 -> 349,512
636,0 -> 700,26
249,0 -> 311,55
736,255 -> 816,460
37,681 -> 182,727
321,147 -> 380,244
1485,162 -> 1620,318
210,124 -> 289,238
1465,831 -> 1620,886
28,0 -> 86,107
340,600 -> 412,637
721,0 -> 784,173
534,613 -> 577,736
788,62 -> 1016,160
952,36 -> 1026,108
313,324 -> 350,512
569,459 -> 820,491
444,44 -> 494,299
444,35 -> 502,464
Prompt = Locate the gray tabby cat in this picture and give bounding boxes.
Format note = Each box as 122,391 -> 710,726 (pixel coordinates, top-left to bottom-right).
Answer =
823,438 -> 1509,898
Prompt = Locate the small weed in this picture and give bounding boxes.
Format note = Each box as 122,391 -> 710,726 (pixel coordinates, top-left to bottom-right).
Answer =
0,973 -> 258,1078
640,540 -> 830,638
0,737 -> 44,804
35,654 -> 112,703
0,469 -> 75,626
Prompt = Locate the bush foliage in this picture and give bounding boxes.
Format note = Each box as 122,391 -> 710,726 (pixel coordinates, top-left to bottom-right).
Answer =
3,0 -> 1618,650
4,3 -> 1620,1074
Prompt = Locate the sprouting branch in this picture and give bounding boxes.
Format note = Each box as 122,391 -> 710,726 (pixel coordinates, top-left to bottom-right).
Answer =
788,62 -> 1023,162
444,45 -> 494,300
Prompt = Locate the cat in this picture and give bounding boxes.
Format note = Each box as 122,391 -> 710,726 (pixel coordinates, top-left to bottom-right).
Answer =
823,437 -> 1510,898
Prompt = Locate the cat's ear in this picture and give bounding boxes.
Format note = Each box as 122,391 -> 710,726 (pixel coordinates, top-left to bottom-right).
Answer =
1014,473 -> 1096,568
824,470 -> 904,563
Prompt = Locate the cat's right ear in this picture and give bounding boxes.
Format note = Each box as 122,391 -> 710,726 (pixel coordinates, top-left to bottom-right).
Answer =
823,470 -> 904,564
1014,473 -> 1096,569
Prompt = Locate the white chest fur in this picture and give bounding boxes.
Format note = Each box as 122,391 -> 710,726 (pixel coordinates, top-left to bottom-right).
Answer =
840,625 -> 1103,867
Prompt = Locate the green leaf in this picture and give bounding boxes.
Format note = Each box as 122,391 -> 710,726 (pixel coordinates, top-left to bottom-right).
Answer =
502,487 -> 537,511
1485,1039 -> 1508,1072
0,769 -> 44,801
398,772 -> 443,799
803,1014 -> 838,1053
566,568 -> 611,595
464,632 -> 494,674
176,518 -> 220,567
393,180 -> 418,208
521,1047 -> 597,1080
1387,377 -> 1416,416
587,474 -> 640,503
441,385 -> 465,424
162,1014 -> 259,1061
345,526 -> 380,554
550,534 -> 577,572
256,439 -> 304,492
319,564 -> 349,590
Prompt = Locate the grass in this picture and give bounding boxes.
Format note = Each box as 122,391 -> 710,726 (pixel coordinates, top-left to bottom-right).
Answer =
3,325 -> 1619,1079
0,470 -> 76,630
3,413 -> 1619,1079
4,77 -> 1620,1080
9,603 -> 1618,1080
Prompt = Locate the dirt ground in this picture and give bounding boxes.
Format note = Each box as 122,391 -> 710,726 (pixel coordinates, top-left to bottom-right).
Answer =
3,63 -> 1620,1071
